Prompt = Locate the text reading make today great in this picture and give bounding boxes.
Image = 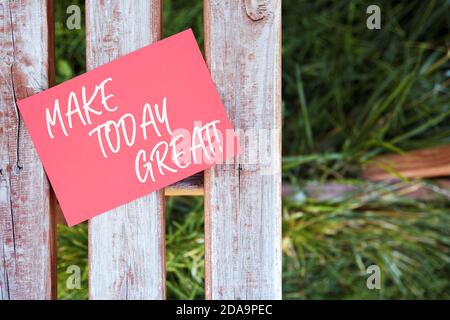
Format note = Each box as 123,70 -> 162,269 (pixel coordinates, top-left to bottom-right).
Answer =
17,29 -> 236,225
45,77 -> 225,183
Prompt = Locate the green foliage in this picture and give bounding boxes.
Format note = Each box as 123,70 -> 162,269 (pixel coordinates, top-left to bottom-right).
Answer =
283,0 -> 449,180
282,181 -> 450,299
165,197 -> 205,299
55,0 -> 449,300
57,223 -> 88,299
55,0 -> 86,83
163,0 -> 203,46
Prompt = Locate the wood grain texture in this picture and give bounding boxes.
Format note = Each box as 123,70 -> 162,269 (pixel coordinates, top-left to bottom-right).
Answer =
0,0 -> 55,299
204,0 -> 282,299
86,0 -> 165,300
363,145 -> 450,181
164,172 -> 203,196
297,180 -> 450,201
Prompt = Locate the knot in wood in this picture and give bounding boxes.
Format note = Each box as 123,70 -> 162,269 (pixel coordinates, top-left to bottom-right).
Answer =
244,0 -> 270,21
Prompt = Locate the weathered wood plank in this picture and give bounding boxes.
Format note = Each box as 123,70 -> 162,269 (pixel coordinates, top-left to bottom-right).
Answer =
164,172 -> 204,196
0,0 -> 55,300
204,0 -> 282,299
363,145 -> 450,181
86,0 -> 165,299
292,180 -> 450,201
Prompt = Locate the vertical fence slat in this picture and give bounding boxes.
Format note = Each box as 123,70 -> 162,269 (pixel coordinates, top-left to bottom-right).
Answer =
204,0 -> 282,299
0,0 -> 55,300
86,0 -> 165,300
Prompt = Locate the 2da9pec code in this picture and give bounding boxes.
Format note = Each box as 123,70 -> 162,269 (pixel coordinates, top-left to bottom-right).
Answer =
177,304 -> 273,317
219,304 -> 273,315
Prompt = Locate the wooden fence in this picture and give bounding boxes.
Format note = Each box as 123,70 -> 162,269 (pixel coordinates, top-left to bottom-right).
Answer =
0,0 -> 281,299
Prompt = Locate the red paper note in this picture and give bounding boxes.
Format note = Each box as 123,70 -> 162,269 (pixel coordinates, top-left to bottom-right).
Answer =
18,29 -> 237,226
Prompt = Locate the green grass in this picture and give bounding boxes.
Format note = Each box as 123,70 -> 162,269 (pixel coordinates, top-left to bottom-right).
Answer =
55,0 -> 449,299
282,0 -> 449,181
282,180 -> 450,299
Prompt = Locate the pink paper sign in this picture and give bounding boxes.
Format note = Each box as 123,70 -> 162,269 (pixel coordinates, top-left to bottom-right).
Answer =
18,29 -> 237,226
